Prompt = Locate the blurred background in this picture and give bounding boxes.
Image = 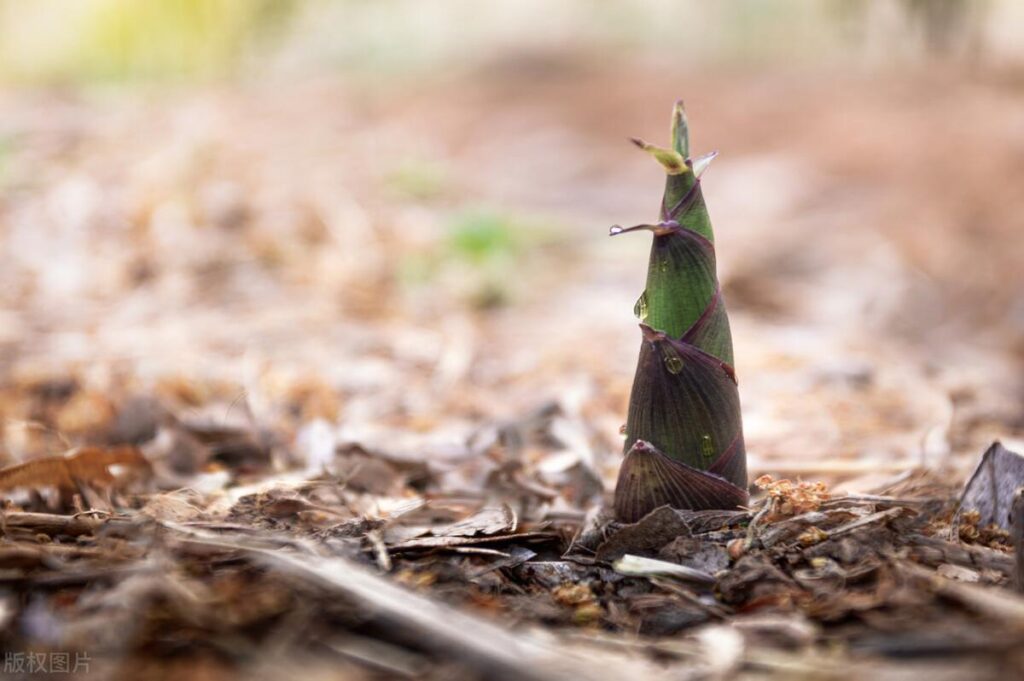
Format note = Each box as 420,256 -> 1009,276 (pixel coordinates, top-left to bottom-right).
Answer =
1,0 -> 1023,488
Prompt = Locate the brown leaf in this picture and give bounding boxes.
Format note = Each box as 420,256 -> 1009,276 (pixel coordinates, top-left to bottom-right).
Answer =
958,441 -> 1024,531
595,506 -> 695,562
433,504 -> 517,538
0,445 -> 152,495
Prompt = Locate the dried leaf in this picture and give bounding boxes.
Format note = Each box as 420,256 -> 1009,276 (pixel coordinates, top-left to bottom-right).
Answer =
390,531 -> 557,553
433,504 -> 517,538
596,505 -> 694,562
958,442 -> 1024,531
0,445 -> 152,495
612,554 -> 716,585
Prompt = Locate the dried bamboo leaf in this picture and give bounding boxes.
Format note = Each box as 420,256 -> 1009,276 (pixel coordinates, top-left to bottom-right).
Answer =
432,504 -> 517,537
389,531 -> 556,553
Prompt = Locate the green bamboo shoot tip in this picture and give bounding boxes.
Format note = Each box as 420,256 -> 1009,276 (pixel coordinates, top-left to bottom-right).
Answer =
671,100 -> 689,158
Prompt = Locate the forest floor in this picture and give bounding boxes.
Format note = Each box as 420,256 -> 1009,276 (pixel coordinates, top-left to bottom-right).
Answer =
1,61 -> 1024,679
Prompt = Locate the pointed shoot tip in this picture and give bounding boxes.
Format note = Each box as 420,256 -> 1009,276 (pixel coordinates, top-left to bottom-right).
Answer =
671,100 -> 690,158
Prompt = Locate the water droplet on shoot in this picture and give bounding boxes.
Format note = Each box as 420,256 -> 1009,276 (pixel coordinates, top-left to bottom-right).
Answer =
701,434 -> 715,459
609,225 -> 624,236
665,356 -> 684,374
633,291 -> 648,320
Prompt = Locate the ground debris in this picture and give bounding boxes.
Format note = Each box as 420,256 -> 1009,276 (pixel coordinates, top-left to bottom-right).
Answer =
2,389 -> 1024,679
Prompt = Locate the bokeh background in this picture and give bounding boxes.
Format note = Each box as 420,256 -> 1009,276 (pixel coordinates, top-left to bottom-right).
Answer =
1,0 -> 1023,489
